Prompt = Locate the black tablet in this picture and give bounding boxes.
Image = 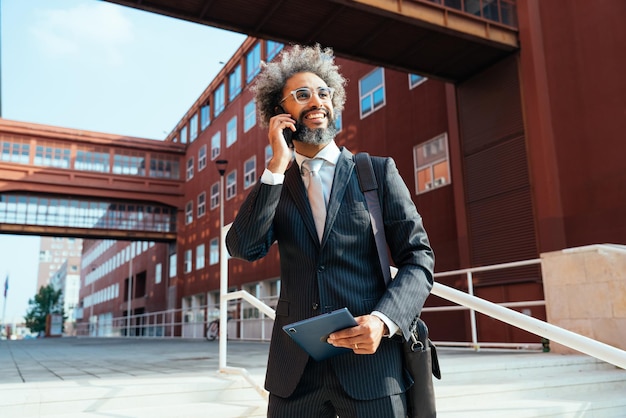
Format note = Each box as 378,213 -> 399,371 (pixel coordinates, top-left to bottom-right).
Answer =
282,308 -> 358,361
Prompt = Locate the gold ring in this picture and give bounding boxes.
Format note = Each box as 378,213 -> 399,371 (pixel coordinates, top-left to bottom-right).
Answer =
355,343 -> 359,350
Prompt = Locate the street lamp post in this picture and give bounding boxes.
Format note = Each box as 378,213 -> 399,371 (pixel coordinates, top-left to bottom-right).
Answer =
215,159 -> 228,369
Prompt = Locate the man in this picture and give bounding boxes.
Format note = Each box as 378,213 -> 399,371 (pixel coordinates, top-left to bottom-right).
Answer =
226,44 -> 434,418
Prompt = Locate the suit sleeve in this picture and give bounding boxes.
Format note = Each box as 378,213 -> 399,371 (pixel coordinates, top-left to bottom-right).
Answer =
374,157 -> 435,341
226,181 -> 282,261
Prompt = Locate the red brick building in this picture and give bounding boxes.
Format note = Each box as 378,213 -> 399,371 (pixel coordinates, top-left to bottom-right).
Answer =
70,1 -> 625,343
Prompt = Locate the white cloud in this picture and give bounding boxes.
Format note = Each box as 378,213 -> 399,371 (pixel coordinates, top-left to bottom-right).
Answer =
31,2 -> 134,67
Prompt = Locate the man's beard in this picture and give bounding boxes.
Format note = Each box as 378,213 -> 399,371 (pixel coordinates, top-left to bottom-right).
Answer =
295,118 -> 338,146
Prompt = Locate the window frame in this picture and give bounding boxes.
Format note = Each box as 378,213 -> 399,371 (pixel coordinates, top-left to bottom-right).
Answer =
359,67 -> 386,119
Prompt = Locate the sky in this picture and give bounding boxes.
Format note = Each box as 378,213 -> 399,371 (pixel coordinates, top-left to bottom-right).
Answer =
0,0 -> 247,322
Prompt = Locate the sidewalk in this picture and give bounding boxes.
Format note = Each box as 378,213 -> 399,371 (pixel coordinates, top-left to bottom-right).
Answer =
0,337 -> 270,417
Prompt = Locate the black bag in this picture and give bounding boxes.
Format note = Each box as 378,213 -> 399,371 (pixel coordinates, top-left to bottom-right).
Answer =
405,317 -> 441,418
354,152 -> 441,418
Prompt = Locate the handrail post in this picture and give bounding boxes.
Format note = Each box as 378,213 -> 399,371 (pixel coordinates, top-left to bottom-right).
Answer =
467,271 -> 479,350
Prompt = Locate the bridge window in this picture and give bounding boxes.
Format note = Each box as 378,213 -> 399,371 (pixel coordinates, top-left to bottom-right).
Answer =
196,244 -> 205,270
246,42 -> 261,83
226,116 -> 237,147
244,156 -> 256,189
0,193 -> 176,233
214,83 -> 225,117
211,131 -> 221,160
266,40 -> 283,62
185,201 -> 193,225
359,67 -> 386,118
198,145 -> 207,171
189,113 -> 198,142
149,156 -> 179,179
1,139 -> 29,164
75,148 -> 110,173
210,182 -> 219,210
209,238 -> 219,265
197,192 -> 206,218
113,152 -> 142,175
226,171 -> 237,200
201,103 -> 211,131
34,143 -> 70,168
409,74 -> 427,89
186,157 -> 194,180
229,64 -> 242,101
414,133 -> 451,194
244,100 -> 256,132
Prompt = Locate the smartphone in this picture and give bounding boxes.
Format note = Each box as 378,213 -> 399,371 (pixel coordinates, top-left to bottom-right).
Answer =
275,105 -> 295,148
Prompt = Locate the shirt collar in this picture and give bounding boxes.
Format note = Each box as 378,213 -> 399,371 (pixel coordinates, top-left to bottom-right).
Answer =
295,140 -> 341,172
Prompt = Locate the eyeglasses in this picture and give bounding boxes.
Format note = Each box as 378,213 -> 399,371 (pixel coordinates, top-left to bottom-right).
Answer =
279,87 -> 335,105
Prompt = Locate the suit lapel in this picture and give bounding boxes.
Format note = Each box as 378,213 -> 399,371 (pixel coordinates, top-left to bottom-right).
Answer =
323,148 -> 355,247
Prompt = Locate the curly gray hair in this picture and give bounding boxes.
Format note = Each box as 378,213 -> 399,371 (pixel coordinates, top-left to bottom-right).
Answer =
250,43 -> 347,128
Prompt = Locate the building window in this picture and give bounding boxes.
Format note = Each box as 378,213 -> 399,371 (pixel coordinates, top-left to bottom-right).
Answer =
186,157 -> 194,180
244,156 -> 257,189
201,103 -> 211,130
334,112 -> 342,133
266,40 -> 283,61
185,201 -> 193,225
198,145 -> 207,171
409,74 -> 427,89
413,133 -> 451,194
180,124 -> 188,144
155,263 -> 162,284
211,132 -> 221,160
226,171 -> 237,200
359,67 -> 386,118
189,113 -> 199,142
244,99 -> 256,132
210,182 -> 219,210
246,42 -> 261,83
226,116 -> 237,147
197,192 -> 206,218
264,145 -> 273,168
228,64 -> 242,101
184,249 -> 192,273
209,238 -> 219,265
214,83 -> 225,117
196,244 -> 205,270
169,253 -> 176,278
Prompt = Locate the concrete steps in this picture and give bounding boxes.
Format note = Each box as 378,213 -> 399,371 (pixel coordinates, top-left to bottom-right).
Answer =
434,351 -> 626,417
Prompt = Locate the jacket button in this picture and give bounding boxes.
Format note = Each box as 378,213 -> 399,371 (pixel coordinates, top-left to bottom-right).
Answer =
312,303 -> 319,310
318,265 -> 325,272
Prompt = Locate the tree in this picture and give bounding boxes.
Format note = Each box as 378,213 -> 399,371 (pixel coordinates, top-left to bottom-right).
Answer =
24,284 -> 65,334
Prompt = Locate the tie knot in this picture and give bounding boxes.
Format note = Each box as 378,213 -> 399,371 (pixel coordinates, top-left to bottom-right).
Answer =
302,158 -> 324,175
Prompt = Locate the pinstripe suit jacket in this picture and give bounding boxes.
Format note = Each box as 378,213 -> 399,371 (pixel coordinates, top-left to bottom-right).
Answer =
226,147 -> 434,400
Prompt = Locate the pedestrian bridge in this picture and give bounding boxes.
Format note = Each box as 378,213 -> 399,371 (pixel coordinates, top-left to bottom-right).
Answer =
105,0 -> 519,82
0,119 -> 185,241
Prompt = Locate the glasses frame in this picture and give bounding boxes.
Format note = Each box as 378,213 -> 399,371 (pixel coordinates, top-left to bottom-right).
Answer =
279,87 -> 335,105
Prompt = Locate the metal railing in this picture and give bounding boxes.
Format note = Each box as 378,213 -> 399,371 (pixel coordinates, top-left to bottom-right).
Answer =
426,258 -> 544,350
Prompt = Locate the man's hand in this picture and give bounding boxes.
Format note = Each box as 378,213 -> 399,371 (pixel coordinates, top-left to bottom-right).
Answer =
266,113 -> 295,174
327,315 -> 389,354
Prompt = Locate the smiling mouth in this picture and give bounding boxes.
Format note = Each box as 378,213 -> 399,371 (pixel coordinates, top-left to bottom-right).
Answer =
303,109 -> 328,122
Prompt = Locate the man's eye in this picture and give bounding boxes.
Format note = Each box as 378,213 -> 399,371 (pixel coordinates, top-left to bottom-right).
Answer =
295,89 -> 311,100
318,90 -> 330,99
